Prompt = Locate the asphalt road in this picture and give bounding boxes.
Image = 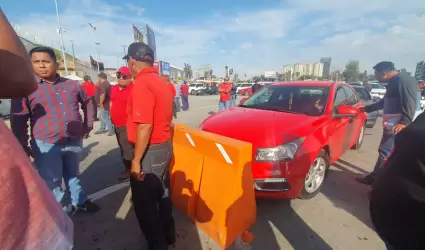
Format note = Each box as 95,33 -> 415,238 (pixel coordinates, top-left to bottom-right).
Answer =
72,94 -> 386,250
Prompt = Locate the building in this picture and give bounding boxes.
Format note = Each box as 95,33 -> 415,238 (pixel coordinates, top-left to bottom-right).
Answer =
320,57 -> 332,79
264,71 -> 277,79
169,65 -> 185,80
293,63 -> 306,77
283,65 -> 294,80
415,61 -> 425,80
312,63 -> 324,78
292,62 -> 324,78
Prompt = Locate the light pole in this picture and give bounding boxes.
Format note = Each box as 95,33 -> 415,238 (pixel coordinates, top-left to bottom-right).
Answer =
54,0 -> 68,75
88,23 -> 100,72
70,40 -> 76,73
121,45 -> 127,62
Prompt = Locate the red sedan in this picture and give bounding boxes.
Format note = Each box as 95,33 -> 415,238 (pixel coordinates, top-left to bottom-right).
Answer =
200,81 -> 366,199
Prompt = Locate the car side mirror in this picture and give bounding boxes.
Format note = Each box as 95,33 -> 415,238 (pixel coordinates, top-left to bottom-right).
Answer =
239,97 -> 248,104
334,104 -> 360,118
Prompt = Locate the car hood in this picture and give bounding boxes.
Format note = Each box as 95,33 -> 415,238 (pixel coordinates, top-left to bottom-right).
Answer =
200,107 -> 327,148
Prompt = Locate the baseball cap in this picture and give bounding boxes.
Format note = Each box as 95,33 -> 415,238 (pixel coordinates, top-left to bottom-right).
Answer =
117,66 -> 131,76
122,42 -> 154,64
373,61 -> 395,72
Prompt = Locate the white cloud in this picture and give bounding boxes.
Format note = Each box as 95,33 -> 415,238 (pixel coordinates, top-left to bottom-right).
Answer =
9,0 -> 425,76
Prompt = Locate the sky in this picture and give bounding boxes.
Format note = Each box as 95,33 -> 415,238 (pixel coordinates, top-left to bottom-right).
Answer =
3,0 -> 425,77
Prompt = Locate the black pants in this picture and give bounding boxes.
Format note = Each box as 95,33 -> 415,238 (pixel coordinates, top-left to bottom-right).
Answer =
114,126 -> 133,169
130,140 -> 175,250
90,96 -> 98,121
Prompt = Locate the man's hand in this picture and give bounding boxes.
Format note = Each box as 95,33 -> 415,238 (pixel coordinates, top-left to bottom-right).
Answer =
358,107 -> 366,113
131,159 -> 144,181
392,124 -> 406,134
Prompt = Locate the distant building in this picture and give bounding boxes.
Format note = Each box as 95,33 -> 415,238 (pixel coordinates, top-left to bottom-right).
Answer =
415,61 -> 425,80
292,62 -> 323,78
320,57 -> 332,78
169,65 -> 185,80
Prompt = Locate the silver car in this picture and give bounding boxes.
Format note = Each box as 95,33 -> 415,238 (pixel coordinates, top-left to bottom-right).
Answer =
0,99 -> 11,118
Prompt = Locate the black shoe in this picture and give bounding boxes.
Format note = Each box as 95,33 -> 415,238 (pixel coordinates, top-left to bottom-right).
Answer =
94,130 -> 106,135
107,131 -> 115,136
355,175 -> 375,185
72,200 -> 101,214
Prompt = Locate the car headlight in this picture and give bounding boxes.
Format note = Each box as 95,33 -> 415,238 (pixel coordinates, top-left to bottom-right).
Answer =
255,138 -> 305,162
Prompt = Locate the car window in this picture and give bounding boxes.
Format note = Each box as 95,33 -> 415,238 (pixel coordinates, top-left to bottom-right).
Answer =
342,85 -> 358,106
189,84 -> 196,87
196,84 -> 203,87
240,85 -> 330,116
334,87 -> 347,107
354,87 -> 372,101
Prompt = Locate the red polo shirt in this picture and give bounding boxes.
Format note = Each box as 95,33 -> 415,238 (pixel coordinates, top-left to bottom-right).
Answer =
127,67 -> 173,144
110,83 -> 133,127
219,83 -> 232,102
82,81 -> 96,97
180,84 -> 189,96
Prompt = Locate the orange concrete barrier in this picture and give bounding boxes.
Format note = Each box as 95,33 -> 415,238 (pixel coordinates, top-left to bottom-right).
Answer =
170,125 -> 256,249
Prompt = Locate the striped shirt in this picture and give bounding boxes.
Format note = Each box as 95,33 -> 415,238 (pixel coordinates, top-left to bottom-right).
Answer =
10,76 -> 94,150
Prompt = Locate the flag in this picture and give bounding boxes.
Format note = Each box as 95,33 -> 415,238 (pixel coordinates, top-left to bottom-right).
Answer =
133,24 -> 144,43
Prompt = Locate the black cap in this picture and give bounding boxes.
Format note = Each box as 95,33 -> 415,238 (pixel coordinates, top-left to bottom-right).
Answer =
123,42 -> 154,64
373,61 -> 395,72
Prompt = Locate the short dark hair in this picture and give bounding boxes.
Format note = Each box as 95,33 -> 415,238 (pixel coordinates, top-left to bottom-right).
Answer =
373,61 -> 395,73
98,72 -> 108,80
83,75 -> 91,81
29,46 -> 57,61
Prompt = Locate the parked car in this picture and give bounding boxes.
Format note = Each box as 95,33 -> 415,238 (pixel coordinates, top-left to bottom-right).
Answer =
0,99 -> 11,119
200,81 -> 366,200
237,83 -> 253,94
194,85 -> 218,95
369,83 -> 386,100
239,88 -> 252,96
352,85 -> 379,128
189,83 -> 206,95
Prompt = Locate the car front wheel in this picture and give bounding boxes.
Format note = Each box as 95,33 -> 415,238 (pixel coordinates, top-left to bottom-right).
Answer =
300,149 -> 330,199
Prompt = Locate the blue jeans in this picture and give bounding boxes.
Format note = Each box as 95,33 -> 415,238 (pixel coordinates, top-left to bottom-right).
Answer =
370,128 -> 395,178
230,95 -> 237,107
181,95 -> 189,111
218,101 -> 231,111
31,139 -> 87,207
98,108 -> 113,132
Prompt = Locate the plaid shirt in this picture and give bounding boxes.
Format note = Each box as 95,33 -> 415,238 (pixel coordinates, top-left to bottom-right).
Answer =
11,76 -> 94,150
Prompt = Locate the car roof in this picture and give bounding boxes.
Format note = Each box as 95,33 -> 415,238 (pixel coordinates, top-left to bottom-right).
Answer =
270,81 -> 339,87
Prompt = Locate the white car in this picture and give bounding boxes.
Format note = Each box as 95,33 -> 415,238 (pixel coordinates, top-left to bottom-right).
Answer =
421,96 -> 425,111
188,83 -> 206,95
236,83 -> 253,94
370,83 -> 386,100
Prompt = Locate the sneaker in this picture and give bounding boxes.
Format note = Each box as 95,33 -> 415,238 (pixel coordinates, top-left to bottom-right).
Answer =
355,175 -> 375,185
118,170 -> 131,181
94,130 -> 106,135
107,131 -> 115,136
72,200 -> 101,214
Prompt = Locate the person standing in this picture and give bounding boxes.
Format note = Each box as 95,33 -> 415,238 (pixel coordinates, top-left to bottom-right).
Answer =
218,77 -> 232,111
356,61 -> 421,185
82,75 -> 98,121
230,82 -> 237,107
164,76 -> 177,119
10,46 -> 100,214
180,80 -> 189,111
124,42 -> 176,250
251,80 -> 262,95
110,67 -> 134,181
173,80 -> 182,113
95,72 -> 114,136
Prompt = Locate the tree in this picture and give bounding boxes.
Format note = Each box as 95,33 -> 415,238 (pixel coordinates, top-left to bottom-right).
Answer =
183,63 -> 193,79
343,60 -> 360,82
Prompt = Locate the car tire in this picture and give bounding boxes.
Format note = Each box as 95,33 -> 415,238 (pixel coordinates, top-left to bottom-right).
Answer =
351,123 -> 365,150
300,149 -> 330,200
365,120 -> 376,128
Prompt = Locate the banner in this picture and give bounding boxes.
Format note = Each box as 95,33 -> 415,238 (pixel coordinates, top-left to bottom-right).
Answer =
160,61 -> 170,76
146,24 -> 157,60
132,24 -> 144,43
89,56 -> 104,71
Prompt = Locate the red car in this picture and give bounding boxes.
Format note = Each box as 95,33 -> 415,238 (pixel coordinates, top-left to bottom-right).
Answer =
239,88 -> 252,96
200,81 -> 366,199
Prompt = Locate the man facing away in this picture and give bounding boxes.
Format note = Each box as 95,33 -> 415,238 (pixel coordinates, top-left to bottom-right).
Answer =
95,72 -> 114,136
173,80 -> 182,113
230,82 -> 237,107
81,75 -> 98,121
218,77 -> 232,111
251,80 -> 262,95
356,61 -> 421,185
180,80 -> 189,111
110,66 -> 134,181
11,46 -> 100,214
124,42 -> 176,250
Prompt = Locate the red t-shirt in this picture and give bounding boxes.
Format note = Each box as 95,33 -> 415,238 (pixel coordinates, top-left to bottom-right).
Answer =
82,81 -> 96,97
219,83 -> 232,102
180,84 -> 189,96
110,83 -> 133,127
127,67 -> 173,144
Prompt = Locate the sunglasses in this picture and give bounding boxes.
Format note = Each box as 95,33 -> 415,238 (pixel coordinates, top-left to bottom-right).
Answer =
116,73 -> 131,80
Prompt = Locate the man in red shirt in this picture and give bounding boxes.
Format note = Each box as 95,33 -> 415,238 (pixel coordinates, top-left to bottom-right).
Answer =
123,42 -> 176,249
180,80 -> 189,111
218,77 -> 232,111
110,66 -> 134,181
163,76 -> 177,119
82,76 -> 98,121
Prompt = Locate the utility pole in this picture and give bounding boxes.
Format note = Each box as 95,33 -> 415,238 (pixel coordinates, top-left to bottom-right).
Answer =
54,0 -> 68,75
121,45 -> 127,62
88,23 -> 100,72
70,40 -> 76,74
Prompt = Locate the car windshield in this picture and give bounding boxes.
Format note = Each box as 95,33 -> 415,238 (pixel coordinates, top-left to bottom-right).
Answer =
189,84 -> 196,87
354,87 -> 371,101
371,83 -> 385,89
240,85 -> 330,116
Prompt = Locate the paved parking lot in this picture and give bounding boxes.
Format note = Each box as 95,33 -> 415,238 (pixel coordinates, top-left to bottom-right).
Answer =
69,94 -> 386,250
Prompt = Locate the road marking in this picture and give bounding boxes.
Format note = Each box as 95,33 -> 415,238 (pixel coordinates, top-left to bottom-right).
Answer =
216,143 -> 233,164
185,133 -> 196,147
115,188 -> 133,220
88,182 -> 129,201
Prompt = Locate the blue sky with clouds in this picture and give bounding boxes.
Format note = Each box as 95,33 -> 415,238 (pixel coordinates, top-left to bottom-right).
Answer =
3,0 -> 425,77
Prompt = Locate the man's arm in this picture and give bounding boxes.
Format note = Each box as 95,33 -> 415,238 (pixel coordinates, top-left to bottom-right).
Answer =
365,98 -> 384,113
10,98 -> 31,154
77,84 -> 94,130
99,83 -> 106,109
398,78 -> 418,125
0,9 -> 37,98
